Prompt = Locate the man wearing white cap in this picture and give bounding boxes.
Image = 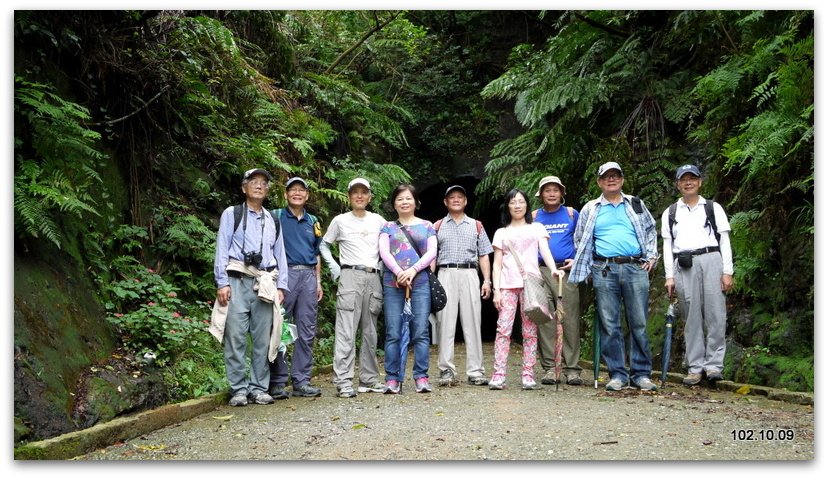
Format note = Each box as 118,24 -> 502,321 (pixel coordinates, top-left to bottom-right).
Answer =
570,162 -> 659,392
433,184 -> 494,387
662,164 -> 733,386
532,176 -> 583,386
268,177 -> 324,399
319,177 -> 387,398
214,168 -> 289,406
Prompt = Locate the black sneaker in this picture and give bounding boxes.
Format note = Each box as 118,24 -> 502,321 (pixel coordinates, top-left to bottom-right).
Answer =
293,384 -> 322,397
268,386 -> 290,400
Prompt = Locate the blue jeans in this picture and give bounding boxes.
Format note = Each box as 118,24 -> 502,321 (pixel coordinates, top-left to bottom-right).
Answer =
591,262 -> 653,384
383,283 -> 431,382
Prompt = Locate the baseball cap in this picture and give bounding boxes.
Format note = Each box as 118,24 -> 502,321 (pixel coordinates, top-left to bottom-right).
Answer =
675,164 -> 701,180
243,168 -> 272,181
444,185 -> 466,197
597,162 -> 623,177
535,176 -> 566,197
348,177 -> 371,191
285,177 -> 308,189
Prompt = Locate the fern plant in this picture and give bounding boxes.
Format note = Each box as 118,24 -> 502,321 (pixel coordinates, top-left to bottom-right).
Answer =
14,76 -> 105,249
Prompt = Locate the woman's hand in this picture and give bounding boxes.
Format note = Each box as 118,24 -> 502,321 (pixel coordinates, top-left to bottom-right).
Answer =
396,267 -> 416,287
492,289 -> 502,311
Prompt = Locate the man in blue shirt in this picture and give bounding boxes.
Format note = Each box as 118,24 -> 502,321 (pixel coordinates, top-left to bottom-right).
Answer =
214,168 -> 289,406
569,162 -> 659,392
268,177 -> 324,399
532,176 -> 583,386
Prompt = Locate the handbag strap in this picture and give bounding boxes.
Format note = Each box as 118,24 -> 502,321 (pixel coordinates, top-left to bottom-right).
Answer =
504,240 -> 527,276
397,221 -> 424,259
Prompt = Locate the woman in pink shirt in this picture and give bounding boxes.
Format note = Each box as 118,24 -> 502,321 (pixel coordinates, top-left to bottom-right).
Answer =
490,189 -> 564,390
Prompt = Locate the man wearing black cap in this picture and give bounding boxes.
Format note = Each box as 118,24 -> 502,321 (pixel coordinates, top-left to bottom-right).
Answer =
433,185 -> 493,386
569,162 -> 659,392
661,165 -> 733,386
214,168 -> 289,406
268,177 -> 324,399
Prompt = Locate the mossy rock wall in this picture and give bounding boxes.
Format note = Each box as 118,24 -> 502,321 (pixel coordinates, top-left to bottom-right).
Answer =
14,251 -> 116,442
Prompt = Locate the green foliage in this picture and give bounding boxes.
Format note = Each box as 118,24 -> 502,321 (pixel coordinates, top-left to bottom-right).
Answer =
102,258 -> 211,364
14,77 -> 105,249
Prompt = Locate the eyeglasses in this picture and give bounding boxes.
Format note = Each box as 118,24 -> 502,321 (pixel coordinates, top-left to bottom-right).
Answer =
287,187 -> 307,193
600,173 -> 622,180
508,199 -> 527,206
246,180 -> 270,188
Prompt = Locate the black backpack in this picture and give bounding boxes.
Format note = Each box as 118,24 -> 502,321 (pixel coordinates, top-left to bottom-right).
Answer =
667,201 -> 719,244
233,203 -> 281,241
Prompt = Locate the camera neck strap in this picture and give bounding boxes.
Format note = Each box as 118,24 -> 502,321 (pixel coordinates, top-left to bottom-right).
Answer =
241,203 -> 266,257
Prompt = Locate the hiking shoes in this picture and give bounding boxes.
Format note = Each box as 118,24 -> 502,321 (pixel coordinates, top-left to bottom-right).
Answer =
415,377 -> 432,393
632,377 -> 658,391
706,370 -> 724,382
250,392 -> 274,405
522,377 -> 541,390
566,375 -> 585,386
467,375 -> 489,386
605,377 -> 628,391
541,368 -> 559,385
384,380 -> 401,395
229,393 -> 249,407
438,369 -> 458,387
489,376 -> 505,390
683,372 -> 703,386
268,386 -> 290,400
357,382 -> 386,393
293,384 -> 322,397
338,386 -> 356,398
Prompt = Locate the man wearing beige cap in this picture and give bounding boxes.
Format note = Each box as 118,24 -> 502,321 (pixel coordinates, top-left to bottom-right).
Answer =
433,185 -> 494,387
532,176 -> 583,386
319,177 -> 387,398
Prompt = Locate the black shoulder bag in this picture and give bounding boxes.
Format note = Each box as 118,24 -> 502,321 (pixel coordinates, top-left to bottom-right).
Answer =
396,222 -> 448,313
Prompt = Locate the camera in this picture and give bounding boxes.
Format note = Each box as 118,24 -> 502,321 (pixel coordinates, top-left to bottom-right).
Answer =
243,251 -> 263,267
677,252 -> 694,269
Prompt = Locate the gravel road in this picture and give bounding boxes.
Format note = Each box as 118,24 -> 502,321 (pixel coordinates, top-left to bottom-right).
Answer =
78,343 -> 814,462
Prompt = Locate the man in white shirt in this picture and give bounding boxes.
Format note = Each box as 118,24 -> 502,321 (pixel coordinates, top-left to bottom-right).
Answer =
319,178 -> 387,398
661,164 -> 734,386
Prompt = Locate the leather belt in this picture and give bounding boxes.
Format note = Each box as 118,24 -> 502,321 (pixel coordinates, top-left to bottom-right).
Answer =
541,261 -> 568,268
689,246 -> 720,256
439,263 -> 477,269
227,266 -> 276,279
593,254 -> 642,264
342,264 -> 380,274
289,264 -> 316,270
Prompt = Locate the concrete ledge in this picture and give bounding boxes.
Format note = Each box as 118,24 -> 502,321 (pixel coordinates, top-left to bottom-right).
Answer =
14,393 -> 225,460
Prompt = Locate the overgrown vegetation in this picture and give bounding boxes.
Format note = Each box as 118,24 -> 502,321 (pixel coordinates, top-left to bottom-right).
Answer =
13,10 -> 813,440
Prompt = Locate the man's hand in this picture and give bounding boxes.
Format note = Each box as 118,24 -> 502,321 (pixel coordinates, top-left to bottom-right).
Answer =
217,286 -> 231,307
664,278 -> 675,298
481,282 -> 492,300
721,274 -> 734,293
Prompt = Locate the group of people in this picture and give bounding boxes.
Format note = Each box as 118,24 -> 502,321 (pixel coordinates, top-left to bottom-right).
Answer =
211,160 -> 733,405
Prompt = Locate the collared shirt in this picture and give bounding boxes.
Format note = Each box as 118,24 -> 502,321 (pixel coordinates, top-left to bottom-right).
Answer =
661,196 -> 733,278
569,193 -> 658,283
214,205 -> 289,290
435,214 -> 493,265
279,207 -> 321,266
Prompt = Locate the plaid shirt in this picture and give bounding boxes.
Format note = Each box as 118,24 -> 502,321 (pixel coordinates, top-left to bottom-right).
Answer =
435,214 -> 493,265
569,193 -> 658,283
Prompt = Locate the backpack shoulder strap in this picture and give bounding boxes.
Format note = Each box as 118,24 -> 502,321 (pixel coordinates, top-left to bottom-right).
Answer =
268,208 -> 281,242
233,203 -> 244,232
434,218 -> 443,232
668,202 -> 678,243
631,196 -> 644,214
567,206 -> 574,220
475,220 -> 483,235
704,200 -> 720,244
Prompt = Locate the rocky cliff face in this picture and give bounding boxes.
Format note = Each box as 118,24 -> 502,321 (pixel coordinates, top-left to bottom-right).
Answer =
14,251 -> 165,444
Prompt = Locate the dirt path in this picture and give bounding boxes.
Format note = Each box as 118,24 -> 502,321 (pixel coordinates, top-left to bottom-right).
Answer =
78,343 -> 814,461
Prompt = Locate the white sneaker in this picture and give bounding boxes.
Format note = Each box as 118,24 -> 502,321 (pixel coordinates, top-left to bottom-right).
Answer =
522,377 -> 540,390
357,382 -> 386,393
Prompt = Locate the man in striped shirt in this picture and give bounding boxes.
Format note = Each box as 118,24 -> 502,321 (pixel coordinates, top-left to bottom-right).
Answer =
433,185 -> 494,387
